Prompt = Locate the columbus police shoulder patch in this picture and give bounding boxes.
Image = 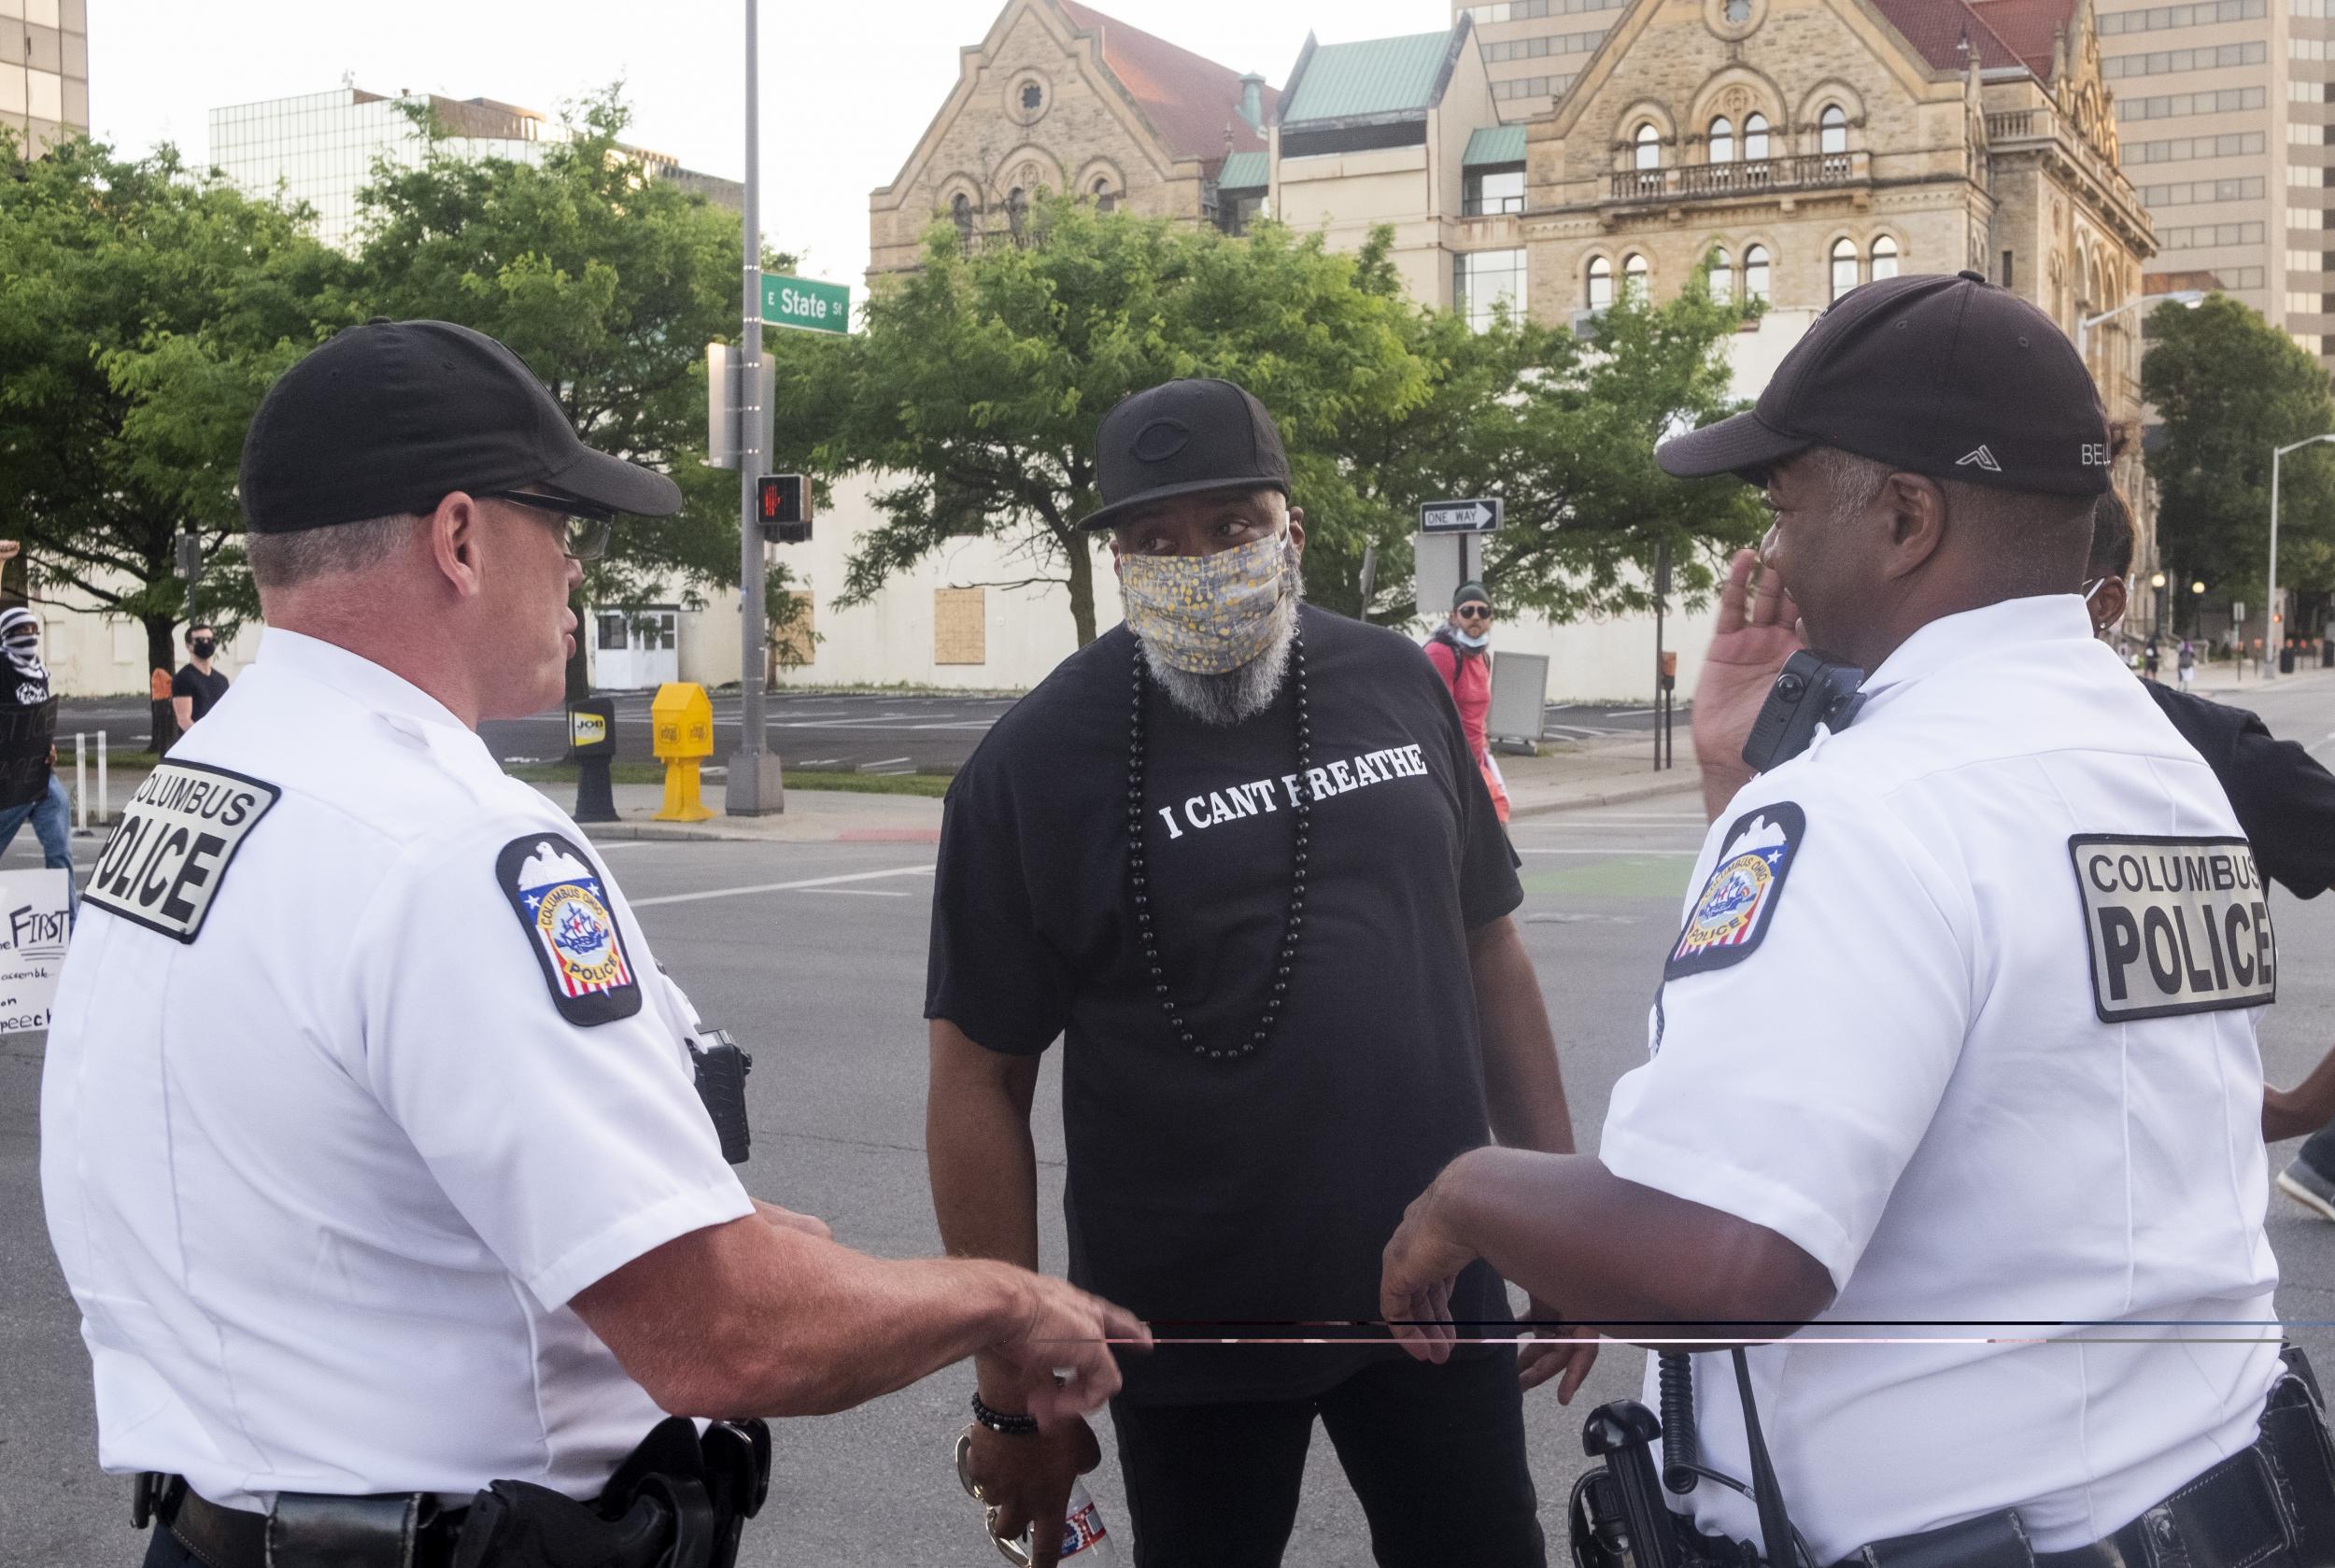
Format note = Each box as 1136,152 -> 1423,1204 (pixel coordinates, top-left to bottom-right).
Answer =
1666,802 -> 1804,980
497,833 -> 642,1026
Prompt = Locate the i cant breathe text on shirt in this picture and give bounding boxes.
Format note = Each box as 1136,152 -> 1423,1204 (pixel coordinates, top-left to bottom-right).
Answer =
1152,743 -> 1431,841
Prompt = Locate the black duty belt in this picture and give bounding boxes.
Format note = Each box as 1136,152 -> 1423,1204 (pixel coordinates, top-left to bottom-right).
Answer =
153,1476 -> 467,1568
2031,1441 -> 2288,1568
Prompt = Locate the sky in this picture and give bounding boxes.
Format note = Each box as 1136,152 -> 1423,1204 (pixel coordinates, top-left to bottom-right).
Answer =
89,0 -> 1442,295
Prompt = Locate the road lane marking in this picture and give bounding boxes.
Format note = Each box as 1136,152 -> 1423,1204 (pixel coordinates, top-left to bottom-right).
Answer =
632,864 -> 936,907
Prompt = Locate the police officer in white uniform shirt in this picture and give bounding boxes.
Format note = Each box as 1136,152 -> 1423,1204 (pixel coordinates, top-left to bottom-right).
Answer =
1380,273 -> 2335,1568
40,319 -> 1145,1568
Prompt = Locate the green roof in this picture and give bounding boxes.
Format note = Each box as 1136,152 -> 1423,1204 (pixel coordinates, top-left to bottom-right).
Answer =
1463,125 -> 1527,167
1218,151 -> 1268,190
1281,30 -> 1454,124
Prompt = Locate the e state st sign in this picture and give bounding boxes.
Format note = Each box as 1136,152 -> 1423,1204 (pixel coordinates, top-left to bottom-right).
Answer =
760,274 -> 850,335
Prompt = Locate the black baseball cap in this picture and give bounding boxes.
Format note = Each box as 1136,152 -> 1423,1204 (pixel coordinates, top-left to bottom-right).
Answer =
1081,378 -> 1292,530
239,318 -> 683,533
1657,271 -> 2111,497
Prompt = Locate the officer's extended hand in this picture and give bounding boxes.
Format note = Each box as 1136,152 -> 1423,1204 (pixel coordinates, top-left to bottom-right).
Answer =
1518,1295 -> 1600,1402
961,1416 -> 1101,1568
1692,548 -> 1805,821
985,1275 -> 1151,1430
1381,1177 -> 1479,1364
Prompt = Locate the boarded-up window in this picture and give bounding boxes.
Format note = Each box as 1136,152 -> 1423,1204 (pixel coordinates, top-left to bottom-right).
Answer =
934,587 -> 987,665
769,592 -> 816,675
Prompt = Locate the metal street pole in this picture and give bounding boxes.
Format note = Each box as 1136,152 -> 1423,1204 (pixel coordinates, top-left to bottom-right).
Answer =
2268,444 -> 2281,682
729,0 -> 782,812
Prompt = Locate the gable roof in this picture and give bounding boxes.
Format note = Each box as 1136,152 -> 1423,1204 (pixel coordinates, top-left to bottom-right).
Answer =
1464,125 -> 1528,166
1218,150 -> 1268,189
1868,0 -> 2074,79
1057,0 -> 1279,160
1966,0 -> 2078,77
1279,28 -> 1462,125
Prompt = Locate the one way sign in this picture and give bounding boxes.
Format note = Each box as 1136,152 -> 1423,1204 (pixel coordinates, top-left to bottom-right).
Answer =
1421,498 -> 1503,533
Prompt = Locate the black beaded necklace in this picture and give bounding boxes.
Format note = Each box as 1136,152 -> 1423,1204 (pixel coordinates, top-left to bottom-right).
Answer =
1125,633 -> 1309,1061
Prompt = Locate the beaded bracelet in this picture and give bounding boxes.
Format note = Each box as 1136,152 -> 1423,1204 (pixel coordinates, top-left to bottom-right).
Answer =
970,1391 -> 1040,1435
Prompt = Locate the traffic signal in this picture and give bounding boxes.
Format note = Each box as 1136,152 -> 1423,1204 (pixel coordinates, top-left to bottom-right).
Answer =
757,474 -> 812,543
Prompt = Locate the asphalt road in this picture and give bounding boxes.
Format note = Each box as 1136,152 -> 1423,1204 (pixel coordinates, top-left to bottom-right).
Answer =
55,691 -> 1673,777
9,672 -> 2335,1563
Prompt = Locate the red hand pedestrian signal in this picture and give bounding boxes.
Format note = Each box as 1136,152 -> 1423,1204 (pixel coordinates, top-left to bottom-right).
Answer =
756,474 -> 812,543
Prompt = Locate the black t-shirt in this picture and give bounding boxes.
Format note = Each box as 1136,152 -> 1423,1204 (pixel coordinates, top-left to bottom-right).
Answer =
2147,682 -> 2335,898
173,663 -> 230,723
926,605 -> 1524,1404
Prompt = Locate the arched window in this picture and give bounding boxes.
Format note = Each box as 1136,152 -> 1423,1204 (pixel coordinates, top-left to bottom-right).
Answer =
1870,234 -> 1899,281
1092,177 -> 1117,213
951,192 -> 973,246
1623,251 -> 1649,297
1708,116 -> 1735,163
1744,112 -> 1771,161
1007,186 -> 1028,239
1588,256 -> 1614,310
1708,246 -> 1734,300
1744,244 -> 1771,303
1820,104 -> 1847,154
1830,235 -> 1859,301
1634,122 -> 1662,170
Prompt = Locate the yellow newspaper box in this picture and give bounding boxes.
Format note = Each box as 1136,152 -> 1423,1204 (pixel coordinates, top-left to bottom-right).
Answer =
649,683 -> 715,822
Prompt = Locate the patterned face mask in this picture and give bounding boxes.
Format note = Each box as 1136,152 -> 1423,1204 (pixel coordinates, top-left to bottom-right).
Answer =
1119,530 -> 1292,675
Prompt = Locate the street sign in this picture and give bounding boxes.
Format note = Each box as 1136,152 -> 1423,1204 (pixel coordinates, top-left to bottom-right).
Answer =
760,275 -> 850,335
1421,498 -> 1502,534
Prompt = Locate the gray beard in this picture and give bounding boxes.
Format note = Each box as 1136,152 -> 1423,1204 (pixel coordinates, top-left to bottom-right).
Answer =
1137,567 -> 1304,728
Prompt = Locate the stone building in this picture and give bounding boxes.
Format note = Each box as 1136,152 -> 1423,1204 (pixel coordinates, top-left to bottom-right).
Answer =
1524,0 -> 2157,511
869,0 -> 1277,273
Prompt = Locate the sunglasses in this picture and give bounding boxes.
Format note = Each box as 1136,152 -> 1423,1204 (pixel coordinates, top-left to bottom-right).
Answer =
484,491 -> 616,562
1455,604 -> 1493,620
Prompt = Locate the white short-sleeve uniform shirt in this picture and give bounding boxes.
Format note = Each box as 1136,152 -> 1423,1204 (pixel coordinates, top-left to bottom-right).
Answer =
1603,596 -> 2282,1563
40,629 -> 754,1511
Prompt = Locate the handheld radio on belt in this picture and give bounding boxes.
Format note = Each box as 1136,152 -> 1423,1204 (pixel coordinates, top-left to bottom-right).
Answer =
1572,1349 -> 1806,1568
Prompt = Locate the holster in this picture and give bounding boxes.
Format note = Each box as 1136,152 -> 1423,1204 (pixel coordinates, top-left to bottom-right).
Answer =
449,1417 -> 771,1568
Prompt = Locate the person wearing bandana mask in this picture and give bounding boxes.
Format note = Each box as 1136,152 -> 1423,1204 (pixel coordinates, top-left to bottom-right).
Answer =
927,378 -> 1584,1568
170,623 -> 231,737
1424,583 -> 1511,824
0,607 -> 76,911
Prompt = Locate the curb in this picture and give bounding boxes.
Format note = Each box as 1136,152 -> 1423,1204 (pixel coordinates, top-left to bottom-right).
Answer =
1508,773 -> 1703,818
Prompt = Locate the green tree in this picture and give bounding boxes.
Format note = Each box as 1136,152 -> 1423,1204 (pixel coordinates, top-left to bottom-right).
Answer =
351,88 -> 799,698
772,201 -> 1762,643
771,201 -> 1438,645
0,134 -> 346,749
1469,274 -> 1770,620
2144,292 -> 2335,624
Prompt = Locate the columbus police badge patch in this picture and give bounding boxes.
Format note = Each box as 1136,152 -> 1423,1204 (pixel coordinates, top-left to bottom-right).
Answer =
1666,802 -> 1804,979
497,834 -> 642,1025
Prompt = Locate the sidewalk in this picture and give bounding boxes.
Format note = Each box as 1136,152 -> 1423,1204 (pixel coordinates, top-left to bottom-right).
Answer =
2186,656 -> 2335,696
537,781 -> 946,845
532,731 -> 1703,844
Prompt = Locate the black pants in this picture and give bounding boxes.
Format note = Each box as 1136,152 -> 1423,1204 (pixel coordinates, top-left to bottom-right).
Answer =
1110,1347 -> 1546,1568
139,1527 -> 198,1568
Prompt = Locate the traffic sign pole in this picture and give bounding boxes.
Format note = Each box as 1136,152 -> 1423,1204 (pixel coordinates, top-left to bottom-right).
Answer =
729,0 -> 783,814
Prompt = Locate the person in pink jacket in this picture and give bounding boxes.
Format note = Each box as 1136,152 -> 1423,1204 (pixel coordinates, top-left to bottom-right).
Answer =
1422,581 -> 1510,823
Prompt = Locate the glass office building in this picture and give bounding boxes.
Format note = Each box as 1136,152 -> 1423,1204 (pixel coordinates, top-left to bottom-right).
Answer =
208,90 -> 555,250
208,87 -> 740,250
2,0 -> 89,155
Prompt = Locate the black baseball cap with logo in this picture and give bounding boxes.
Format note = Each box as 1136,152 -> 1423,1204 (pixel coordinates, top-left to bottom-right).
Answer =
1657,270 -> 2112,497
239,318 -> 684,533
1081,378 -> 1292,530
